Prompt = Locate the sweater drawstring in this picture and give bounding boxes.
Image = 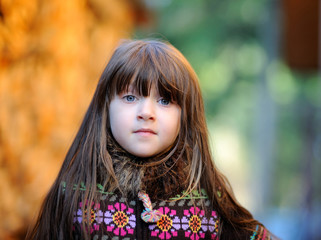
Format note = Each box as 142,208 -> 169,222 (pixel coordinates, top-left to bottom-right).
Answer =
138,191 -> 162,223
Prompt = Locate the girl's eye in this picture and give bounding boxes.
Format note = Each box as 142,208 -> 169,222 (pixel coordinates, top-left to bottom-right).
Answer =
123,95 -> 136,102
159,98 -> 170,106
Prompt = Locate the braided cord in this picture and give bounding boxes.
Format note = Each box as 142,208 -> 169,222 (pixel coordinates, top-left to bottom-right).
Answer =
138,191 -> 162,223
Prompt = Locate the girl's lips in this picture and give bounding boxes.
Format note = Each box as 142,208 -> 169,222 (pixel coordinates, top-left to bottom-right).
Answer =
133,129 -> 157,134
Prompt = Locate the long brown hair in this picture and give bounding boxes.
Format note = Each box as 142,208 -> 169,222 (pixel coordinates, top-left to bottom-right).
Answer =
26,39 -> 266,239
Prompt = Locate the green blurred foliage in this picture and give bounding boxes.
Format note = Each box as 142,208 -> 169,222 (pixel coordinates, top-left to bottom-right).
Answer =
135,0 -> 321,209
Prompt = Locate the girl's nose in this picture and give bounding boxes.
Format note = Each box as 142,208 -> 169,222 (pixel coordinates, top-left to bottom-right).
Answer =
137,98 -> 155,121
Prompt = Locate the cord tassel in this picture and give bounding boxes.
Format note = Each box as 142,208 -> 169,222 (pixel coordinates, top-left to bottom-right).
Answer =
138,191 -> 162,223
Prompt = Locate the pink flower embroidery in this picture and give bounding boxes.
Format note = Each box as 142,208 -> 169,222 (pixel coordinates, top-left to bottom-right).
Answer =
198,211 -> 219,239
73,201 -> 101,233
182,206 -> 219,240
104,202 -> 136,237
149,207 -> 180,239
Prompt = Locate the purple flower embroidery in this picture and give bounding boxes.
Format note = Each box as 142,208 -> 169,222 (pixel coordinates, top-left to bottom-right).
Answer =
96,209 -> 104,224
149,206 -> 181,239
105,202 -> 136,236
73,201 -> 101,233
204,211 -> 219,239
182,206 -> 213,240
75,209 -> 83,224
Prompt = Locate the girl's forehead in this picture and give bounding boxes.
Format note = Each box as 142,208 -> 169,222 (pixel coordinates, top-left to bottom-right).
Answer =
110,63 -> 183,104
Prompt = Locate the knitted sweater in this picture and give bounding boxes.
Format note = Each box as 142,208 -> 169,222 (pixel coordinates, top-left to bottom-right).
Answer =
72,190 -> 271,240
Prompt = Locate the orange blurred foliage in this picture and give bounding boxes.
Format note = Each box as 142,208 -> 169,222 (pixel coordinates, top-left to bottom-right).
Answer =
0,0 -> 148,238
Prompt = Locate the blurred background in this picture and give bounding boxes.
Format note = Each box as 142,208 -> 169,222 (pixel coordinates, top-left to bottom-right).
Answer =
0,0 -> 320,239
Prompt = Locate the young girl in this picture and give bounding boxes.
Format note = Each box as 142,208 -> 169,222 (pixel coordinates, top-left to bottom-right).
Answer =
27,39 -> 274,239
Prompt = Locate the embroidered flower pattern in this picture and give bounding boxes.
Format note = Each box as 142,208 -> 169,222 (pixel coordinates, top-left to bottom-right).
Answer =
105,202 -> 136,236
158,215 -> 172,231
205,211 -> 220,239
74,201 -> 101,233
72,190 -> 220,239
181,206 -> 219,240
188,214 -> 202,233
149,207 -> 181,239
113,210 -> 129,227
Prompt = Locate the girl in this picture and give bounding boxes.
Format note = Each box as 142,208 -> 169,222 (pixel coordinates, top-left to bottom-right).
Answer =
27,39 -> 273,239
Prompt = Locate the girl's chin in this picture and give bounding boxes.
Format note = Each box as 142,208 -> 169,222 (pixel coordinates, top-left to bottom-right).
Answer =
130,147 -> 175,159
129,151 -> 158,158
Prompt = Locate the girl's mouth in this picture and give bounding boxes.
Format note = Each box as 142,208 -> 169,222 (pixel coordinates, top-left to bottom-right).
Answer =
133,128 -> 157,135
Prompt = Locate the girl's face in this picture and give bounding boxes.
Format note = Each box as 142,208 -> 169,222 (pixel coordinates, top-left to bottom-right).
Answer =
109,85 -> 181,158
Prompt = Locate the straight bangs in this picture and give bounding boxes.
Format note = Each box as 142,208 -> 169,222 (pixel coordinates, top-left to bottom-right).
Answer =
107,40 -> 189,106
